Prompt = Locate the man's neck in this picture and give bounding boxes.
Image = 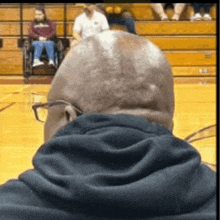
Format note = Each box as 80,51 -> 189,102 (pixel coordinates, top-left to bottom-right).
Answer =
86,11 -> 94,19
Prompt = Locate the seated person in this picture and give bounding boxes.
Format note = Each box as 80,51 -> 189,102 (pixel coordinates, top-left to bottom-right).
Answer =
191,3 -> 212,21
71,4 -> 109,46
28,5 -> 56,68
151,3 -> 186,21
0,31 -> 216,220
96,4 -> 136,34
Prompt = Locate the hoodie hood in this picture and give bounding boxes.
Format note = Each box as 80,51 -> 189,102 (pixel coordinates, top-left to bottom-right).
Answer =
13,114 -> 216,220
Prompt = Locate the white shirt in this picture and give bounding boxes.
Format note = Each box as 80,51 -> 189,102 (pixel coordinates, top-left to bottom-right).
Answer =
73,11 -> 110,39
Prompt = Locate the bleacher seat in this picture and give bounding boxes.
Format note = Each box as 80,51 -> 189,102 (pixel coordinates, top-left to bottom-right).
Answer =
0,3 -> 216,77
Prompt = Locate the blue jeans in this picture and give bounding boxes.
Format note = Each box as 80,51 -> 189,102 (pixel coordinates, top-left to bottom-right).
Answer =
31,40 -> 55,62
192,3 -> 210,13
108,17 -> 136,34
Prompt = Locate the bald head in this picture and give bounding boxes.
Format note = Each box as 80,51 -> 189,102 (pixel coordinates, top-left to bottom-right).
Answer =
48,31 -> 174,138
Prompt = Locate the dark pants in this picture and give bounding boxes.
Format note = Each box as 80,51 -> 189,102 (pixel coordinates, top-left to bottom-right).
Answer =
163,3 -> 174,10
108,17 -> 136,34
192,3 -> 210,13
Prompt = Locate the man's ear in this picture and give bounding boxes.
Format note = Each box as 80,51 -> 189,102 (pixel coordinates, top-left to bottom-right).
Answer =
64,105 -> 78,122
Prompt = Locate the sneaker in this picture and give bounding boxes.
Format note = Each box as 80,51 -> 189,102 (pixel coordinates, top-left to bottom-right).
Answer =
48,60 -> 55,67
172,13 -> 180,21
192,13 -> 202,21
161,14 -> 168,21
32,59 -> 44,67
203,13 -> 212,21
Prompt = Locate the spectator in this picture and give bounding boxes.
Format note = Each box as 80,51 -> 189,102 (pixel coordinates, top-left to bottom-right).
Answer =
0,31 -> 216,220
151,3 -> 186,21
28,5 -> 56,68
96,4 -> 136,34
191,3 -> 212,21
72,4 -> 109,46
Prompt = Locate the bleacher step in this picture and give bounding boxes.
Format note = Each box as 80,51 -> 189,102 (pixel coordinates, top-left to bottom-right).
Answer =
1,36 -> 216,51
136,21 -> 216,35
0,21 -> 216,37
0,4 -> 216,21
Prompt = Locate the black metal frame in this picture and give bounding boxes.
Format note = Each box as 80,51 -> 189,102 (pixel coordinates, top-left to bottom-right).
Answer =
17,3 -> 24,49
0,39 -> 3,48
32,99 -> 83,122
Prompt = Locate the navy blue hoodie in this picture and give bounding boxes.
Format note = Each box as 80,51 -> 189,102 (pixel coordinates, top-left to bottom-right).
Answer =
0,114 -> 216,220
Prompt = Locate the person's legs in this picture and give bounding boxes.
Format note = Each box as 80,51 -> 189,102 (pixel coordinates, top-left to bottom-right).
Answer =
151,3 -> 168,21
123,17 -> 136,34
202,3 -> 210,13
32,41 -> 44,60
44,40 -> 55,65
32,41 -> 45,67
172,3 -> 185,21
192,3 -> 201,13
202,3 -> 211,20
191,3 -> 202,21
107,17 -> 117,24
108,17 -> 126,32
116,17 -> 125,26
121,11 -> 136,34
164,3 -> 173,10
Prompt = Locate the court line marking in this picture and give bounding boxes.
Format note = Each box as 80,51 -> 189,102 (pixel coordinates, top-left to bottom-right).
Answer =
0,102 -> 16,113
0,85 -> 31,102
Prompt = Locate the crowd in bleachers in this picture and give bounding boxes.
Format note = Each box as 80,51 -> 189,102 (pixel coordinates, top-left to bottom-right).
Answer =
0,2 -> 215,77
151,3 -> 213,21
28,3 -> 214,69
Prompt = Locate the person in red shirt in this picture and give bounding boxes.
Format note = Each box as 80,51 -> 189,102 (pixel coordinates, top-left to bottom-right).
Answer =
28,6 -> 56,67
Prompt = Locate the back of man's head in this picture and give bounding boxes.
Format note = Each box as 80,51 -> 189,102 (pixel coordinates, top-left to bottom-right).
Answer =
50,31 -> 174,132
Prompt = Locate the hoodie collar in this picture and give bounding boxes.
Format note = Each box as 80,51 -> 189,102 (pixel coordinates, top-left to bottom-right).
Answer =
54,114 -> 170,139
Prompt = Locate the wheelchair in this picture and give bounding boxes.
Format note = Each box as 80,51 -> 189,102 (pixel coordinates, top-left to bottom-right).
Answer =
21,37 -> 69,80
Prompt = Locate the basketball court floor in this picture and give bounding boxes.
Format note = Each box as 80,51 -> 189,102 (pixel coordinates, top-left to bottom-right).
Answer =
0,76 -> 216,184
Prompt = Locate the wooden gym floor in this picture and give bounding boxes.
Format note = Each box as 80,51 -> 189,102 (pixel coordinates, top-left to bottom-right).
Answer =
0,76 -> 216,184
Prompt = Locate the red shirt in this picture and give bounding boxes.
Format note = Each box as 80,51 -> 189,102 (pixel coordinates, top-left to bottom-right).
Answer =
28,20 -> 56,40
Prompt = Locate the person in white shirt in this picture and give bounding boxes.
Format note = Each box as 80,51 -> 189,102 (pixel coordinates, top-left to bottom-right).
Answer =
72,4 -> 109,46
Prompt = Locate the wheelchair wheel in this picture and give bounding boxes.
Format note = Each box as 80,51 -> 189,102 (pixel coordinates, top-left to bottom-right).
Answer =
58,50 -> 65,67
23,42 -> 31,79
56,39 -> 68,68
